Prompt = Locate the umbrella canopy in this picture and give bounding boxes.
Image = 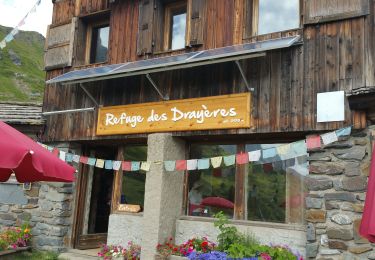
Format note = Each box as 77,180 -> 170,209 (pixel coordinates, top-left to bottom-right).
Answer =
0,121 -> 75,183
360,143 -> 375,242
201,196 -> 234,209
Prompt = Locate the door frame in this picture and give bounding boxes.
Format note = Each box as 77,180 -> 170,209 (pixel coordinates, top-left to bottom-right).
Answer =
71,148 -> 109,249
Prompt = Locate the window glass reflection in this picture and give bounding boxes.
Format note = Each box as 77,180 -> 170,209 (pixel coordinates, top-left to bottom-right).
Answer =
171,13 -> 186,50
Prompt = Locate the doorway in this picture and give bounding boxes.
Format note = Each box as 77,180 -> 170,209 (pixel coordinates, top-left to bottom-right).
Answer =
72,146 -> 116,249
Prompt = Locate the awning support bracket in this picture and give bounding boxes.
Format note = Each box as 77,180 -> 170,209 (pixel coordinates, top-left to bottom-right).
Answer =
80,83 -> 100,107
235,60 -> 254,92
146,74 -> 169,101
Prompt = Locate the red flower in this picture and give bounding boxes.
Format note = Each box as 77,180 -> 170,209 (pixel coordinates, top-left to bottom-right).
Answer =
201,241 -> 208,248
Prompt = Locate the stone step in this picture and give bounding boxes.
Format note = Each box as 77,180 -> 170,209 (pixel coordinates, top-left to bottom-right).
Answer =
58,249 -> 100,260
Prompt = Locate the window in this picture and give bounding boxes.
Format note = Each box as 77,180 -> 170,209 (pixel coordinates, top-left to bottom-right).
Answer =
164,1 -> 187,50
186,142 -> 307,224
89,24 -> 110,63
258,0 -> 300,35
120,145 -> 148,210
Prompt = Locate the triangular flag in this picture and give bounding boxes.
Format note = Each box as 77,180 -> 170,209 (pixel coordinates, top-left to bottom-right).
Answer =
29,6 -> 37,14
59,151 -> 66,161
248,150 -> 261,162
187,159 -> 198,170
122,161 -> 131,171
4,34 -> 14,43
336,126 -> 352,137
79,156 -> 88,164
263,147 -> 276,159
263,163 -> 273,173
321,131 -> 338,145
10,28 -> 19,36
36,0 -> 41,6
113,161 -> 122,171
223,155 -> 235,166
176,160 -> 187,171
276,144 -> 290,155
197,159 -> 210,170
306,135 -> 321,150
140,162 -> 151,172
87,157 -> 96,166
0,40 -> 6,49
95,159 -> 105,168
164,161 -> 176,172
105,160 -> 113,170
18,19 -> 26,27
66,153 -> 73,163
210,156 -> 223,168
131,161 -> 140,171
236,153 -> 249,165
72,154 -> 80,163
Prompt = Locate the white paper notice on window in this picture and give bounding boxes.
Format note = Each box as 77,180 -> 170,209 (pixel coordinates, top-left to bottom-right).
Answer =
317,91 -> 345,122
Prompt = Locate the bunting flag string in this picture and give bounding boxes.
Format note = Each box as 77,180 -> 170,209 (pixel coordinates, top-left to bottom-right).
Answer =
0,0 -> 42,50
37,125 -> 353,174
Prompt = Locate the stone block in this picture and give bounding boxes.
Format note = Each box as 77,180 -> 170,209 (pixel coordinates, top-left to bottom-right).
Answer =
316,229 -> 326,235
0,219 -> 15,226
324,141 -> 353,149
57,187 -> 73,194
352,204 -> 364,213
342,176 -> 367,192
341,202 -> 354,211
306,197 -> 323,209
308,152 -> 332,162
353,137 -> 368,146
28,198 -> 38,205
0,205 -> 10,213
368,252 -> 375,259
307,223 -> 316,241
17,212 -> 32,221
357,193 -> 366,201
327,225 -> 353,240
324,192 -> 356,202
348,245 -> 373,254
306,242 -> 319,258
0,213 -> 16,221
306,177 -> 333,191
328,240 -> 348,250
45,189 -> 69,202
334,146 -> 366,161
22,204 -> 38,209
24,186 -> 40,197
331,214 -> 352,225
344,162 -> 361,176
11,209 -> 23,213
306,210 -> 326,223
319,248 -> 341,255
40,201 -> 53,211
50,226 -> 68,237
353,218 -> 369,244
325,201 -> 340,210
309,162 -> 344,175
361,161 -> 371,176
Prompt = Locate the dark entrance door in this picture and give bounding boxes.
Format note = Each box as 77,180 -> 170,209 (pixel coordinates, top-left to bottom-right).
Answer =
72,146 -> 116,249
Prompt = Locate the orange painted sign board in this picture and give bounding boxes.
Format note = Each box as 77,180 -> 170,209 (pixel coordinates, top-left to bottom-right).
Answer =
96,93 -> 251,135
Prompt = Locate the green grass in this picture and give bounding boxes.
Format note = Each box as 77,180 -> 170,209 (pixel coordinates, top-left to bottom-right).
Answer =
0,25 -> 45,102
12,250 -> 59,260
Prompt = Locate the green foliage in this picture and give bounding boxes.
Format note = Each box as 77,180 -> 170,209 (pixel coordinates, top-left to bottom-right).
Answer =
0,25 -> 45,102
0,222 -> 31,251
13,250 -> 59,260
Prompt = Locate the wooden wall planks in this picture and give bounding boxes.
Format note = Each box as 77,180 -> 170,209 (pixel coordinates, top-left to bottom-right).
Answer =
43,0 -> 374,142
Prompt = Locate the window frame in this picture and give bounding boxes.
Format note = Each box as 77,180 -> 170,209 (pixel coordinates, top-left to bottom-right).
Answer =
111,144 -> 148,215
183,140 -> 306,225
163,0 -> 188,51
85,19 -> 110,65
248,0 -> 303,37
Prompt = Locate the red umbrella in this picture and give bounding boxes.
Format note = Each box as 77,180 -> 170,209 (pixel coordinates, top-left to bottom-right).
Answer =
0,121 -> 75,183
360,143 -> 375,242
201,197 -> 234,209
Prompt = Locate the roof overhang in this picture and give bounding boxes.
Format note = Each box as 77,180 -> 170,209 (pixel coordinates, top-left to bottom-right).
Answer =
46,36 -> 301,85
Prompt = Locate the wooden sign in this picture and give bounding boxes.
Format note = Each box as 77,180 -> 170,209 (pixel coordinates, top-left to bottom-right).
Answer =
97,93 -> 251,135
118,204 -> 142,213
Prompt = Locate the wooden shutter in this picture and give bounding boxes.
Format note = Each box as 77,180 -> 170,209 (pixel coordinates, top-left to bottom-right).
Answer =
243,0 -> 258,39
44,18 -> 76,70
187,0 -> 206,46
137,0 -> 155,55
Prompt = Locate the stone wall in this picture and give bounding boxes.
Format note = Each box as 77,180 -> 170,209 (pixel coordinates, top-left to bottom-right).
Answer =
0,182 -> 74,252
305,126 -> 374,259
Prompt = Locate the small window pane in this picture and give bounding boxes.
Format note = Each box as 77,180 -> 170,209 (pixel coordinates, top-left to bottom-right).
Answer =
258,0 -> 299,35
171,12 -> 186,50
246,144 -> 307,224
91,25 -> 109,63
188,145 -> 236,218
121,146 -> 147,210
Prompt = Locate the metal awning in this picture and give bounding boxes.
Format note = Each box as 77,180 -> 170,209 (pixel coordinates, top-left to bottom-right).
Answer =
46,36 -> 301,85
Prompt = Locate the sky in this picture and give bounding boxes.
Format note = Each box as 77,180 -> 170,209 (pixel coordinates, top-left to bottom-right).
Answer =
0,0 -> 53,37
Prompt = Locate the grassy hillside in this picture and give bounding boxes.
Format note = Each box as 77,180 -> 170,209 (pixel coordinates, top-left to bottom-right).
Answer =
0,25 -> 45,102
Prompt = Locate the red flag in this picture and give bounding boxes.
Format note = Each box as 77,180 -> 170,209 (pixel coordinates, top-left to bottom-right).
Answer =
236,152 -> 249,165
52,148 -> 59,157
306,135 -> 321,150
79,156 -> 88,164
175,160 -> 187,171
360,144 -> 375,242
122,161 -> 131,171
